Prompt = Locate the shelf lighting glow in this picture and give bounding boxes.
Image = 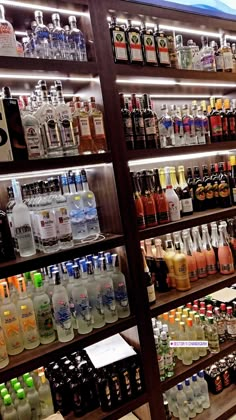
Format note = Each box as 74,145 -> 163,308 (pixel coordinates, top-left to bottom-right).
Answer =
11,92 -> 85,98
0,163 -> 109,182
117,79 -> 236,88
123,94 -> 212,98
15,31 -> 27,37
128,150 -> 232,167
0,74 -> 94,82
0,0 -> 89,17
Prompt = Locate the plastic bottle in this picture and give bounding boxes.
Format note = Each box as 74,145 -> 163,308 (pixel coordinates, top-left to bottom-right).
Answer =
52,271 -> 74,342
198,370 -> 210,409
1,389 -> 9,417
16,277 -> 39,350
33,273 -> 55,344
38,372 -> 54,419
16,389 -> 31,420
25,378 -> 40,420
191,374 -> 203,413
2,395 -> 17,420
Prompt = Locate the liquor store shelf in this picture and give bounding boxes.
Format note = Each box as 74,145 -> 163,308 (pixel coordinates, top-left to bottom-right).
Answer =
127,142 -> 236,162
0,315 -> 136,383
139,207 -> 236,240
65,392 -> 148,420
0,56 -> 98,76
151,272 -> 236,317
0,234 -> 124,278
161,340 -> 236,392
0,152 -> 112,175
196,384 -> 236,420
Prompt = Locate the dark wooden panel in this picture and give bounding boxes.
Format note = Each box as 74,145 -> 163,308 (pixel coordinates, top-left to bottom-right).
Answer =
139,207 -> 236,240
0,315 -> 136,383
0,234 -> 124,278
151,272 -> 236,317
161,340 -> 236,392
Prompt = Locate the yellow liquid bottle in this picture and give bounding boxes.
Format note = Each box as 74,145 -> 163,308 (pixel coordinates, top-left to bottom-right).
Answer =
173,242 -> 191,291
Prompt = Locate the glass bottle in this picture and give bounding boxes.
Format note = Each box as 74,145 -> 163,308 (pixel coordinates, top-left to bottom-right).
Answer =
194,314 -> 207,357
140,23 -> 158,66
171,105 -> 184,147
73,99 -> 94,154
191,375 -> 204,414
38,372 -> 54,418
52,271 -> 74,342
186,317 -> 199,361
206,317 -> 220,353
201,100 -> 210,143
80,169 -> 100,236
214,307 -> 226,343
200,36 -> 215,72
218,225 -> 234,274
25,377 -> 40,419
154,27 -> 170,67
89,97 -> 107,153
220,33 -> 233,72
22,97 -> 45,160
130,172 -> 146,229
202,226 -> 217,275
152,168 -> 169,224
173,242 -> 190,291
34,11 -> 50,59
141,249 -> 156,305
86,261 -> 105,329
131,94 -> 146,149
211,40 -> 224,72
182,104 -> 197,145
176,34 -> 192,70
51,13 -> 65,60
16,389 -> 31,420
72,267 -> 92,335
126,19 -> 143,64
182,232 -> 198,282
0,5 -> 17,56
109,16 -> 128,63
217,98 -> 229,142
192,227 -> 207,278
68,15 -> 87,62
120,93 -> 134,150
140,170 -> 158,227
192,102 -> 206,144
192,166 -> 206,212
33,273 -> 55,345
160,331 -> 174,378
158,104 -> 175,148
202,165 -> 215,209
99,257 -> 118,322
226,306 -> 236,340
232,43 -> 236,73
178,165 -> 193,216
225,98 -> 236,141
166,32 -> 178,69
208,97 -> 223,142
218,162 -> 231,208
179,322 -> 192,365
142,93 -> 158,149
112,254 -> 130,318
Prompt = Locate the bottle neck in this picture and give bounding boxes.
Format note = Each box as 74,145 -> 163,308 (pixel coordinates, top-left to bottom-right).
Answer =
170,170 -> 179,189
178,170 -> 187,188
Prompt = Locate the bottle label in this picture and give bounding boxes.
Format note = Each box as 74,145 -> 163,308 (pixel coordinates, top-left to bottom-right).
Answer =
144,117 -> 156,135
54,302 -> 72,329
114,283 -> 129,308
215,55 -> 224,71
79,116 -> 92,139
181,198 -> 193,213
128,32 -> 143,61
93,116 -> 105,138
222,369 -> 231,386
218,181 -> 230,198
201,53 -> 215,70
189,269 -> 198,280
227,319 -> 236,335
168,200 -> 180,221
205,183 -> 214,200
24,125 -> 44,159
15,224 -> 34,250
113,30 -> 128,61
214,375 -> 223,392
147,284 -> 155,303
74,294 -> 92,324
220,263 -> 234,272
210,115 -> 223,136
103,285 -> 117,314
123,116 -> 134,142
55,207 -> 73,243
2,311 -> 22,350
156,36 -> 170,64
133,116 -> 145,139
36,303 -> 54,338
59,118 -> 76,147
195,185 -> 206,201
20,305 -> 38,343
222,116 -> 228,134
143,34 -> 157,63
229,117 -> 236,134
217,320 -> 225,335
38,210 -> 58,246
223,51 -> 233,70
43,112 -> 61,148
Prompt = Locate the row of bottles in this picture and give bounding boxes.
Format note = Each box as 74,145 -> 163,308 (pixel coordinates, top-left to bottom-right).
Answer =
110,16 -> 236,73
0,251 -> 130,368
0,6 -> 87,61
0,368 -> 54,420
205,352 -> 236,394
6,170 -> 100,258
121,93 -> 236,151
164,371 -> 210,419
142,220 -> 235,299
131,162 -> 234,230
0,82 -> 107,162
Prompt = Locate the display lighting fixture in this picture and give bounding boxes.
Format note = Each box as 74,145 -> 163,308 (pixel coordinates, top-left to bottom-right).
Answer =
0,74 -> 94,82
0,163 -> 109,182
128,150 -> 232,167
0,0 -> 89,16
117,79 -> 236,89
10,92 -> 84,98
15,31 -> 27,36
123,94 -> 212,98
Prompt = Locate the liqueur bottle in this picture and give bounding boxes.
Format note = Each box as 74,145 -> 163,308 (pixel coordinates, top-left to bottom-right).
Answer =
140,23 -> 158,66
109,16 -> 128,63
126,20 -> 143,65
131,94 -> 146,149
154,27 -> 170,67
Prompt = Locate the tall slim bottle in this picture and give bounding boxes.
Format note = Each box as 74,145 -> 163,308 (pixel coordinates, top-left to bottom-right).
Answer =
120,94 -> 134,150
142,93 -> 158,149
164,240 -> 176,288
12,180 -> 36,257
218,225 -> 234,275
140,170 -> 158,227
173,242 -> 191,291
112,254 -> 130,318
131,94 -> 146,149
52,271 -> 74,342
141,249 -> 156,304
80,169 -> 100,236
33,273 -> 55,345
99,257 -> 118,323
130,172 -> 146,230
109,16 -> 128,64
126,20 -> 144,64
86,261 -> 105,329
178,166 -> 193,216
182,232 -> 198,282
16,277 -> 40,350
152,169 -> 169,225
208,97 -> 223,143
192,227 -> 207,278
72,266 -> 92,334
202,227 -> 217,275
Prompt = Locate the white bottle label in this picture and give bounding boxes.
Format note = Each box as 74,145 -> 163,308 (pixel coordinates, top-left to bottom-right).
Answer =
181,198 -> 193,213
24,125 -> 44,159
147,284 -> 155,302
55,207 -> 73,242
38,210 -> 58,246
15,224 -> 34,250
168,200 -> 180,221
79,116 -> 91,138
93,116 -> 105,138
144,117 -> 156,135
128,32 -> 143,61
223,51 -> 233,70
113,30 -> 128,61
144,34 -> 157,63
227,319 -> 236,335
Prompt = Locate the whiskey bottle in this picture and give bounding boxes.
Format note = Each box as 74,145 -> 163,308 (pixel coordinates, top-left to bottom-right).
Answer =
140,22 -> 158,66
126,19 -> 144,64
142,93 -> 158,149
89,97 -> 107,153
120,93 -> 134,150
109,16 -> 128,64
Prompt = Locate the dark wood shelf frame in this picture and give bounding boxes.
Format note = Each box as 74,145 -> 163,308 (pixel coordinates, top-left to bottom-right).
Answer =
161,340 -> 236,392
139,207 -> 236,240
0,315 -> 136,383
0,234 -> 124,278
151,272 -> 236,316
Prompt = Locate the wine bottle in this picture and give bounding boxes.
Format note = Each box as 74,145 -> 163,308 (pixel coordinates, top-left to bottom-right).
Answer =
178,165 -> 193,216
130,172 -> 146,229
152,168 -> 169,224
141,249 -> 156,304
140,170 -> 158,227
120,94 -> 134,150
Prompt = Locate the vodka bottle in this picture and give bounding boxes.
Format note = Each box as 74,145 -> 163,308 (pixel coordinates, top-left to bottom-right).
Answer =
61,172 -> 88,239
179,321 -> 192,365
16,389 -> 31,420
68,16 -> 87,61
171,105 -> 184,147
22,97 -> 45,160
38,373 -> 54,418
186,318 -> 199,361
54,81 -> 78,155
16,277 -> 40,350
65,264 -> 77,329
80,169 -> 100,236
0,320 -> 8,369
184,378 -> 196,418
191,374 -> 203,413
6,187 -> 18,252
112,253 -> 130,318
158,104 -> 175,148
99,257 -> 118,323
0,6 -> 17,56
37,81 -> 63,157
72,265 -> 92,334
33,273 -> 55,344
12,180 -> 36,257
86,261 -> 105,329
182,104 -> 198,145
160,331 -> 174,378
0,282 -> 23,355
34,11 -> 50,59
194,314 -> 207,357
52,271 -> 74,342
198,370 -> 210,409
2,395 -> 17,420
25,378 -> 40,419
51,14 -> 65,59
176,383 -> 189,420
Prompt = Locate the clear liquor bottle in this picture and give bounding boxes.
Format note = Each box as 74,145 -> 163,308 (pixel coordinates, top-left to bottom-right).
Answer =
80,169 -> 100,236
33,273 -> 55,345
112,253 -> 130,318
22,97 -> 45,160
171,105 -> 184,147
158,104 -> 175,148
99,257 -> 118,323
206,317 -> 220,353
52,270 -> 74,342
54,81 -> 78,156
0,5 -> 17,56
51,14 -> 65,60
72,266 -> 92,335
182,104 -> 198,145
200,36 -> 216,72
34,11 -> 50,59
226,306 -> 236,340
68,16 -> 87,61
192,102 -> 206,144
86,261 -> 105,329
194,314 -> 207,357
220,33 -> 233,72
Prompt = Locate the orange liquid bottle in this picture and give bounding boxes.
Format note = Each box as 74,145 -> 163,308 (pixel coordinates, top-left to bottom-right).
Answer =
183,232 -> 198,282
131,172 -> 146,229
192,227 -> 207,278
218,225 -> 235,275
202,227 -> 217,275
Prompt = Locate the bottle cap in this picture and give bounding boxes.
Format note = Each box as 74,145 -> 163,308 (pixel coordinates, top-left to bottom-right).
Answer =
35,10 -> 43,18
160,331 -> 167,340
0,383 -> 5,391
68,15 -> 76,23
26,377 -> 34,388
17,389 -> 25,400
52,13 -> 60,20
34,272 -> 42,288
185,378 -> 190,386
3,395 -> 12,406
10,377 -> 17,387
162,324 -> 169,333
1,388 -> 8,398
23,373 -> 30,383
192,374 -> 198,381
14,382 -> 21,392
177,383 -> 183,390
198,370 -> 205,378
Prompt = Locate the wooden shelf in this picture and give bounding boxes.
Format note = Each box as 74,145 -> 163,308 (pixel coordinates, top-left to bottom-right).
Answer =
161,340 -> 236,392
0,234 -> 124,278
151,272 -> 236,316
196,384 -> 236,420
66,393 -> 148,420
0,153 -> 111,175
139,207 -> 236,240
0,57 -> 98,76
127,142 -> 236,162
0,315 -> 136,383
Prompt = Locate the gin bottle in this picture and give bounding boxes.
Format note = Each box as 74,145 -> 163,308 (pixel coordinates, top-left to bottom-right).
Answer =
51,13 -> 65,60
80,169 -> 100,236
112,254 -> 130,318
54,81 -> 78,156
34,11 -> 50,59
0,5 -> 17,56
12,180 -> 36,257
52,271 -> 74,342
68,16 -> 87,61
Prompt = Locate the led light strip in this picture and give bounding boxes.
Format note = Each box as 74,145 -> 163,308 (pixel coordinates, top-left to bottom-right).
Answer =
0,0 -> 89,17
123,94 -> 212,98
117,79 -> 236,88
0,74 -> 94,82
128,150 -> 232,167
10,92 -> 84,98
0,163 -> 109,182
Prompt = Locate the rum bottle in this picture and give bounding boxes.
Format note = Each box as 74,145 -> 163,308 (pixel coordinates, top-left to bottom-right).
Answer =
109,16 -> 128,63
126,20 -> 143,64
120,94 -> 134,150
